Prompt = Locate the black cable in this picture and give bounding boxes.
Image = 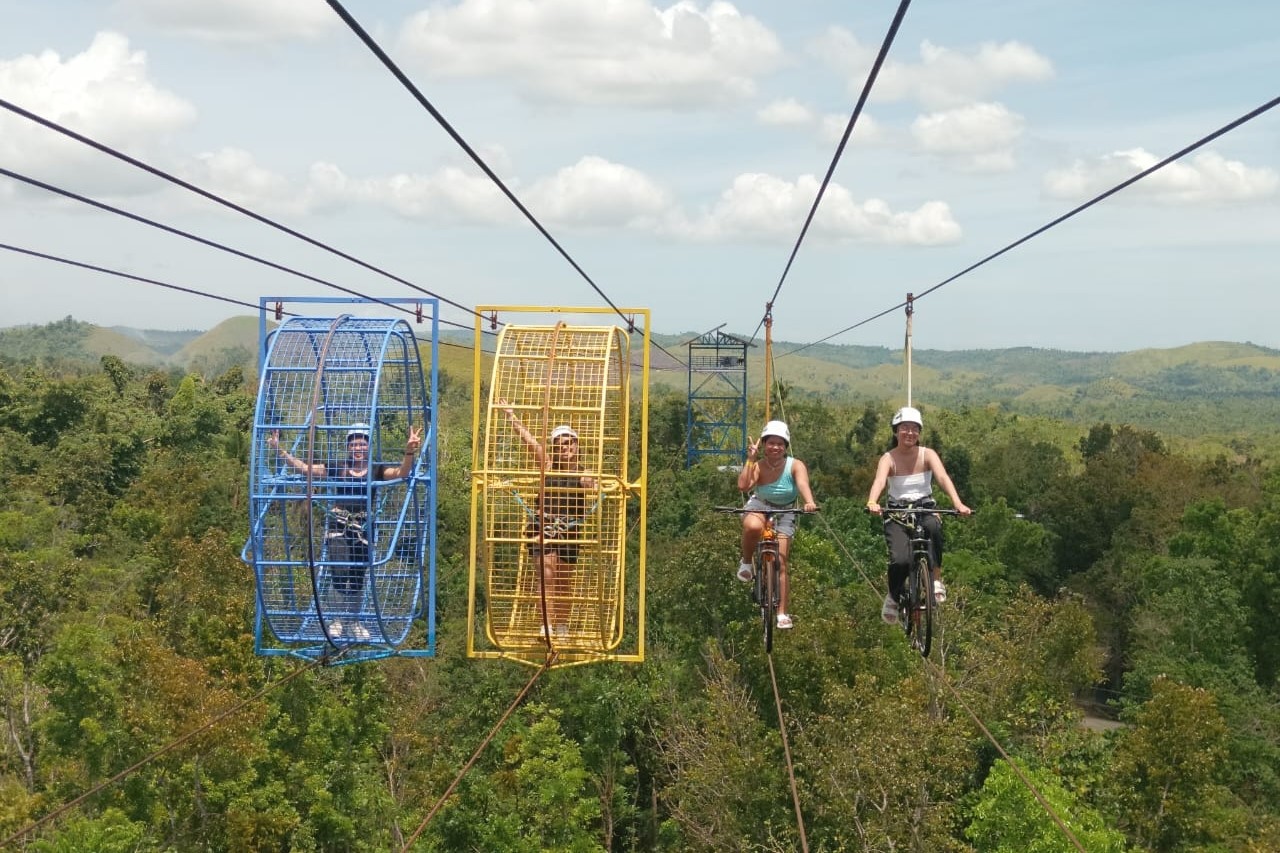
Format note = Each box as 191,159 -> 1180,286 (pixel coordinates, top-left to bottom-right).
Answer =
784,93 -> 1280,358
0,242 -> 295,316
3,237 -> 487,356
0,165 -> 478,333
323,0 -> 688,370
0,96 -> 487,324
750,0 -> 913,343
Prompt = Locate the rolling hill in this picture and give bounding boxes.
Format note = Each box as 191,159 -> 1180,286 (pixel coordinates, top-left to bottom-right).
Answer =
3,317 -> 1278,448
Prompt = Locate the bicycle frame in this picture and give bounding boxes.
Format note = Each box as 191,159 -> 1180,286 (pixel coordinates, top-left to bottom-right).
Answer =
717,506 -> 815,653
880,505 -> 964,658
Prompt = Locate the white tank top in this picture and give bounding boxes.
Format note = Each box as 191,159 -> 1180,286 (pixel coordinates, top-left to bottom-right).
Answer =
886,448 -> 933,502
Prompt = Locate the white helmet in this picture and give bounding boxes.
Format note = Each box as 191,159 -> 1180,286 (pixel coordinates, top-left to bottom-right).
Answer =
891,406 -> 922,429
550,424 -> 579,442
346,423 -> 371,442
759,420 -> 790,444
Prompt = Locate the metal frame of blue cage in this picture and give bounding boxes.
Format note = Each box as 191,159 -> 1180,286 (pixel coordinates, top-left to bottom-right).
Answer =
246,296 -> 440,661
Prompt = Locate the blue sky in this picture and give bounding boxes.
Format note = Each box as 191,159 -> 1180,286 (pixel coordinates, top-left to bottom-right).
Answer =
1,0 -> 1277,351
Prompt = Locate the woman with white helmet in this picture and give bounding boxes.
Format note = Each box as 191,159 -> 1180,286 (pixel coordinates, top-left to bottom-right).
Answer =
865,405 -> 970,624
735,419 -> 818,630
267,421 -> 422,639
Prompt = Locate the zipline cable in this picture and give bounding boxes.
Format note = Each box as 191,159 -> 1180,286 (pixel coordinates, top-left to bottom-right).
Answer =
0,96 -> 488,324
815,513 -> 1089,852
784,93 -> 1280,357
0,165 -> 473,328
399,656 -> 553,851
924,658 -> 1089,853
324,0 -> 689,371
766,655 -> 809,853
326,1 -> 626,323
750,0 -> 913,344
0,242 -> 293,316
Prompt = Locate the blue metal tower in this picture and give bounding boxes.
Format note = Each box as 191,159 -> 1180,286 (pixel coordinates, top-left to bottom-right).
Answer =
685,325 -> 751,469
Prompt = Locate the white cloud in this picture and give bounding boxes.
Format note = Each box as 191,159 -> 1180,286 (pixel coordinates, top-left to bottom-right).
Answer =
118,0 -> 337,42
396,0 -> 782,107
0,32 -> 196,189
165,146 -> 670,228
179,147 -> 299,212
758,98 -> 814,126
678,173 -> 961,245
374,166 -> 514,222
525,156 -> 670,226
757,99 -> 884,147
912,102 -> 1024,173
1043,148 -> 1280,204
814,29 -> 1053,110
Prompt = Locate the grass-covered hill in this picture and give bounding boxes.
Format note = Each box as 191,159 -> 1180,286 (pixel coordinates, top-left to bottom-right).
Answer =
4,317 -> 1278,451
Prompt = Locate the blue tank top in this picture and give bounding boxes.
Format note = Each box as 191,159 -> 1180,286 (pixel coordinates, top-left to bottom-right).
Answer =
754,457 -> 797,506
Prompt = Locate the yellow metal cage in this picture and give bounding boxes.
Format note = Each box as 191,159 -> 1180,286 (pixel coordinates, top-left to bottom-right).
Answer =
467,307 -> 648,669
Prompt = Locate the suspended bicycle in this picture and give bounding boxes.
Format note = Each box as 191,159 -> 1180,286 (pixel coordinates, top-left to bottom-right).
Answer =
717,506 -> 816,653
875,505 -> 966,657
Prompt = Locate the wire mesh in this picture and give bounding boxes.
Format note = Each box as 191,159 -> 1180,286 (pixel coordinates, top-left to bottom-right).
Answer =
244,314 -> 435,662
469,317 -> 644,668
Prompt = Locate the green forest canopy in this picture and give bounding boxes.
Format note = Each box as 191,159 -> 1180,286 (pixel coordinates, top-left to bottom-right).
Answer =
1,327 -> 1279,850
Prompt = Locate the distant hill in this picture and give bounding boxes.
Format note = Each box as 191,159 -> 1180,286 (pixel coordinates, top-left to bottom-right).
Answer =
109,325 -> 204,357
4,317 -> 1278,448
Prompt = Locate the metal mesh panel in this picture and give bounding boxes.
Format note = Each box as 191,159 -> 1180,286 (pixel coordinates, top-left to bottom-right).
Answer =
244,315 -> 434,661
470,320 -> 639,668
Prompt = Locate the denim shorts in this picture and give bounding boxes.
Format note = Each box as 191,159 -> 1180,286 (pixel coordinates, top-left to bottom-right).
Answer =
744,496 -> 798,537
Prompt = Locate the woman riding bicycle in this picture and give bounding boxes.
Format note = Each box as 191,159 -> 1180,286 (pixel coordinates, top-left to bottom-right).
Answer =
865,406 -> 970,625
735,420 -> 818,630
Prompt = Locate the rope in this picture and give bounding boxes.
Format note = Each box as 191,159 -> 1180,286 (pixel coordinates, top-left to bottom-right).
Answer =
398,656 -> 553,851
924,659 -> 1089,853
766,654 -> 810,853
815,513 -> 1090,851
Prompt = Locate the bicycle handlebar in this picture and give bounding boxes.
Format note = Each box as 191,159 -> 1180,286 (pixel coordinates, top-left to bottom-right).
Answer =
867,506 -> 971,516
715,506 -> 819,516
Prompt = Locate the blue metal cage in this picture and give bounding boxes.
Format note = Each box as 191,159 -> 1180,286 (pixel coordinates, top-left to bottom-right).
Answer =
242,307 -> 438,663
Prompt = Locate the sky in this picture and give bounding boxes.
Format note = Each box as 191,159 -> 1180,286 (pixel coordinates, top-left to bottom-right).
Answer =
1,0 -> 1277,352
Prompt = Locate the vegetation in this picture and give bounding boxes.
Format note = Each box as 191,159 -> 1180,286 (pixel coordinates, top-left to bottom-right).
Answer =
0,318 -> 1278,850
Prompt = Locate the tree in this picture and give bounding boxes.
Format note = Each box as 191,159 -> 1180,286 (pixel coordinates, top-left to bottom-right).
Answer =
966,759 -> 1128,853
1106,677 -> 1242,851
428,704 -> 604,852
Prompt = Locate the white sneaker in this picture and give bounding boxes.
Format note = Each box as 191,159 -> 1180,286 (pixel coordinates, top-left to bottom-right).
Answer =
880,594 -> 899,625
351,623 -> 371,641
328,620 -> 344,637
933,580 -> 947,604
776,613 -> 793,629
737,562 -> 754,582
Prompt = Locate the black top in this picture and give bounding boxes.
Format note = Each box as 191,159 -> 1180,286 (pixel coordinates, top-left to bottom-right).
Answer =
536,473 -> 587,521
329,463 -> 390,514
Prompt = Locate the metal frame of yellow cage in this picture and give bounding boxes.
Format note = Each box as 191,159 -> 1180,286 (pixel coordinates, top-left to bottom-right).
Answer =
466,306 -> 648,669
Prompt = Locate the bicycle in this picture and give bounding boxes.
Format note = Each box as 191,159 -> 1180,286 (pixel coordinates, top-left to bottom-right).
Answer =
875,504 -> 966,658
717,506 -> 815,653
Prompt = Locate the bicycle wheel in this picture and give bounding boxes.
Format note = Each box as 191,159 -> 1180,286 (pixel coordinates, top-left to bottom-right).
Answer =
907,554 -> 933,657
760,550 -> 776,653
